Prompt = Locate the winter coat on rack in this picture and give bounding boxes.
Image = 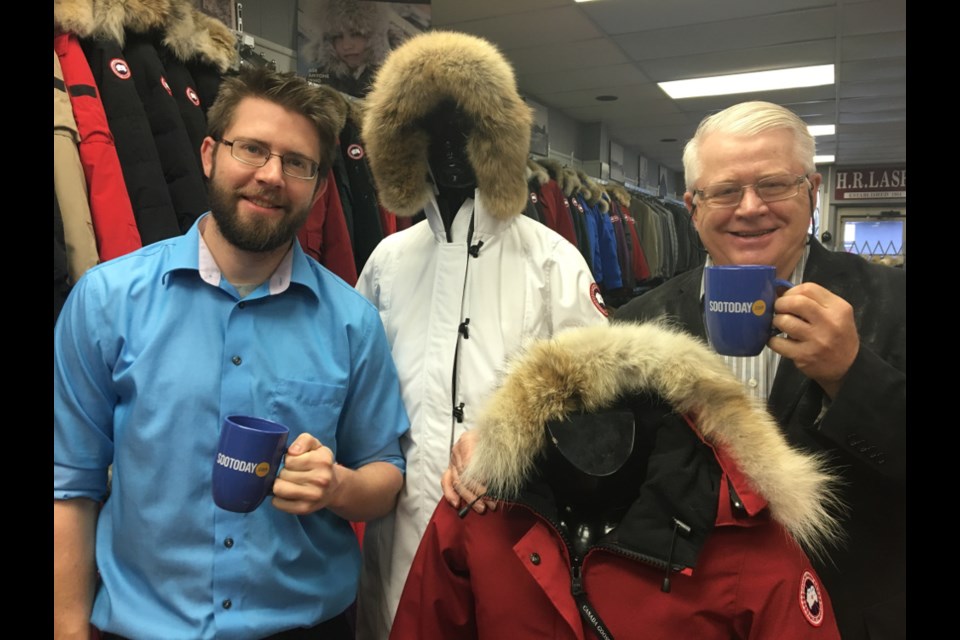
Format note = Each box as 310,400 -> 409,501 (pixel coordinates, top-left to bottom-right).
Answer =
180,7 -> 236,115
576,174 -> 622,291
354,31 -> 609,640
296,168 -> 358,286
560,168 -> 592,264
56,0 -> 181,245
338,101 -> 387,275
606,193 -> 635,292
527,159 -> 580,247
123,25 -> 209,232
54,48 -> 100,283
55,33 -> 142,264
393,322 -> 843,640
609,185 -> 651,284
631,198 -> 662,281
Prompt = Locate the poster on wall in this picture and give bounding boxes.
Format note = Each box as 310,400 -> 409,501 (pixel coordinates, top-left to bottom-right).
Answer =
192,0 -> 237,30
527,98 -> 550,156
298,1 -> 432,98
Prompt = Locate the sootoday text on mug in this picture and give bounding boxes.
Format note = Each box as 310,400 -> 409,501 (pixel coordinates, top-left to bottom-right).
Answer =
212,415 -> 290,513
703,265 -> 793,357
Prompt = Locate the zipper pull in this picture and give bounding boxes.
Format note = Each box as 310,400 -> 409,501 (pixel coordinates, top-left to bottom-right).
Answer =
571,561 -> 584,596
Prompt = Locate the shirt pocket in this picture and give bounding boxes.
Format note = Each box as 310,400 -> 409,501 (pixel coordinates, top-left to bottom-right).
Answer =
268,379 -> 347,455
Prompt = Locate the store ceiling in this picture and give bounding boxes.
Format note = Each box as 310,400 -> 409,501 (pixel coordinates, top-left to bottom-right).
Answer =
433,0 -> 906,175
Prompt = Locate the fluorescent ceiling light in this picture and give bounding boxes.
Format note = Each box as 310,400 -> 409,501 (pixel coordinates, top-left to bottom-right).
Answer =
814,155 -> 835,164
658,64 -> 835,99
808,125 -> 836,137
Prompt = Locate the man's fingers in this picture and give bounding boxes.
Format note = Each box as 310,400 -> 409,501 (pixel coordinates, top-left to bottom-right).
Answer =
287,432 -> 322,456
441,468 -> 461,509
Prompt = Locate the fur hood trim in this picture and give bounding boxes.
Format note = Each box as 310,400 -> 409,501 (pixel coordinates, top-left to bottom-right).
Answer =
537,158 -> 563,182
527,160 -> 549,186
462,322 -> 843,557
54,0 -> 235,70
54,0 -> 170,44
362,30 -> 533,219
560,167 -> 581,198
162,0 -> 237,71
609,184 -> 632,208
598,190 -> 611,214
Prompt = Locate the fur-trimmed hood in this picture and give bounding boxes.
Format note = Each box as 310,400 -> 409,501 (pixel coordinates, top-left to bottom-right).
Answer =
462,322 -> 843,557
54,0 -> 169,44
527,160 -> 549,187
608,183 -> 633,209
54,0 -> 236,70
560,167 -> 581,198
362,30 -> 533,219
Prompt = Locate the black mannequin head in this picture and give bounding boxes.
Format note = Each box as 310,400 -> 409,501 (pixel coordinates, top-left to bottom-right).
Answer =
539,395 -> 674,554
421,99 -> 477,191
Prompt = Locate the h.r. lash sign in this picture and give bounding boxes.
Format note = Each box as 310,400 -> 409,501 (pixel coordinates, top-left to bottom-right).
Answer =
834,167 -> 906,200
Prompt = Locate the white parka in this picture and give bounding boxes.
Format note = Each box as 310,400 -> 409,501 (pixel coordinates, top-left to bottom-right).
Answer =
355,191 -> 608,639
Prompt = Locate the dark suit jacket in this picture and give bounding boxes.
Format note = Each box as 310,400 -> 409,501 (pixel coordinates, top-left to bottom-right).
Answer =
615,240 -> 906,640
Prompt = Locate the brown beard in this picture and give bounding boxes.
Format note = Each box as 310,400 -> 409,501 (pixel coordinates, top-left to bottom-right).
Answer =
207,165 -> 313,254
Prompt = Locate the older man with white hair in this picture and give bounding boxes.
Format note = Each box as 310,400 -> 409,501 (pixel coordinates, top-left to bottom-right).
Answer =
615,101 -> 905,640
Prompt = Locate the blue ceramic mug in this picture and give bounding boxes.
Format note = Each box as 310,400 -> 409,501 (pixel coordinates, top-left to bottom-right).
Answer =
703,265 -> 793,357
212,415 -> 289,513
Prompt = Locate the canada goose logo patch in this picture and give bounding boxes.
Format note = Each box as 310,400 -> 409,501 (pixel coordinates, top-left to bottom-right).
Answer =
590,283 -> 609,317
110,59 -> 131,80
799,571 -> 824,626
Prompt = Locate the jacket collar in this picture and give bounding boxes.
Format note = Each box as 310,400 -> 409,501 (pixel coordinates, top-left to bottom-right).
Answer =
424,189 -> 513,244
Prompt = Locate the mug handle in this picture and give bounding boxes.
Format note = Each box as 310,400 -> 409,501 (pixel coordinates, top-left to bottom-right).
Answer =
774,278 -> 794,292
770,279 -> 795,336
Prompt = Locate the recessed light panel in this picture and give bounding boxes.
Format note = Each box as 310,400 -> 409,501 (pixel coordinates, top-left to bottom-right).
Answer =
658,65 -> 835,99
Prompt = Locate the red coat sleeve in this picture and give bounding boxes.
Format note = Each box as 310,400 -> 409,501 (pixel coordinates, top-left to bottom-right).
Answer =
545,180 -> 579,247
390,502 -> 478,640
55,33 -> 142,261
727,525 -> 841,640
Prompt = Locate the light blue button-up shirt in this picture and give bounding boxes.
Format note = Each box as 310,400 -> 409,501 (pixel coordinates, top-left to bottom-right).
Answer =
54,216 -> 409,639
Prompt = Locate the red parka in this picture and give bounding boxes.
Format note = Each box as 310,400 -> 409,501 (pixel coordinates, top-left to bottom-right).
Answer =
392,323 -> 843,640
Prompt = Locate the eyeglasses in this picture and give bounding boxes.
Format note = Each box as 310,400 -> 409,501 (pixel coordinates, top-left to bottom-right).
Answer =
694,174 -> 809,208
218,138 -> 320,180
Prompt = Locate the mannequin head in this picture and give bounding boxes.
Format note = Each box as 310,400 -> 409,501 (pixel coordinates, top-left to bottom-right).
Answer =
421,99 -> 477,191
541,396 -> 673,514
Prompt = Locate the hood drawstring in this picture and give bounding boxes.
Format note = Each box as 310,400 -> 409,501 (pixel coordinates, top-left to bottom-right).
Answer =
661,517 -> 691,593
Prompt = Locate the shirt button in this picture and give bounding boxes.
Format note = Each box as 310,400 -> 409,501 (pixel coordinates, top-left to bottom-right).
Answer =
529,553 -> 541,565
238,301 -> 246,309
231,355 -> 242,366
224,537 -> 234,548
747,378 -> 758,388
222,599 -> 232,610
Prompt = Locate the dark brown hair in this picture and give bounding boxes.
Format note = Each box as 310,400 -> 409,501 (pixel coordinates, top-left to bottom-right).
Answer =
207,67 -> 347,177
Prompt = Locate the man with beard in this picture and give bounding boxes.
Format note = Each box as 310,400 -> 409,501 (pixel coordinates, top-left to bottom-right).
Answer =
54,68 -> 409,640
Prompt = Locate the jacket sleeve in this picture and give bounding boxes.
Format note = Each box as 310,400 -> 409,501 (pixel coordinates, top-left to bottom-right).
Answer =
731,526 -> 841,640
390,503 -> 478,640
546,237 -> 611,332
815,344 -> 905,480
804,254 -> 906,481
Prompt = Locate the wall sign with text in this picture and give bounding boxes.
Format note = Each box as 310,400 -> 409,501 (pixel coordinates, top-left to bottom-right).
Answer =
833,167 -> 906,201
